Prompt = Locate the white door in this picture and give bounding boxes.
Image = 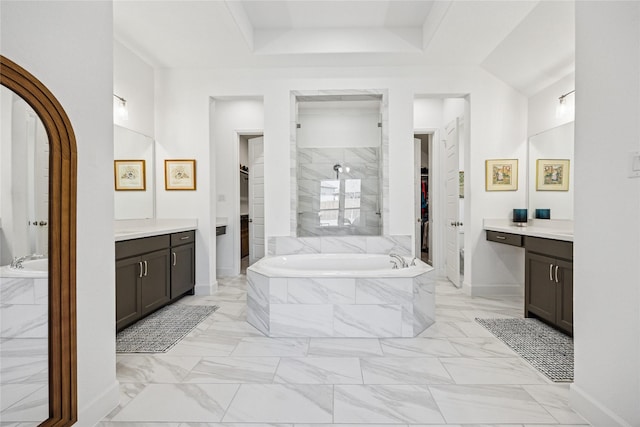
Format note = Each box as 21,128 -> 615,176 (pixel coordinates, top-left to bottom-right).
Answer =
444,119 -> 461,287
248,136 -> 264,265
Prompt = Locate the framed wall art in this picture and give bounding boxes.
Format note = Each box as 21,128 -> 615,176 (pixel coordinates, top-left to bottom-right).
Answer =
165,159 -> 196,190
536,159 -> 570,191
114,159 -> 146,191
485,159 -> 518,191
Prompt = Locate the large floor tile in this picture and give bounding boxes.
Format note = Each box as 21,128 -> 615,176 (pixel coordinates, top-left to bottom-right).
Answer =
111,384 -> 239,422
166,333 -> 240,357
184,357 -> 279,383
308,338 -> 383,357
448,337 -> 518,357
334,384 -> 445,424
361,357 -> 453,384
231,337 -> 309,357
0,384 -> 47,422
379,337 -> 460,357
429,384 -> 557,424
440,357 -> 548,384
274,357 -> 362,384
223,384 -> 333,423
116,354 -> 201,383
523,384 -> 588,424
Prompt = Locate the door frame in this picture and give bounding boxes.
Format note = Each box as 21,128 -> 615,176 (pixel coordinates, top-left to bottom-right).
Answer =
233,129 -> 263,276
414,127 -> 444,276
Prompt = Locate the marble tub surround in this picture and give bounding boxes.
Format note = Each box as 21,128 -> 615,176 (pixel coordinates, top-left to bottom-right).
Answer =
99,275 -> 588,426
483,218 -> 574,242
246,254 -> 435,338
268,235 -> 411,256
115,218 -> 198,241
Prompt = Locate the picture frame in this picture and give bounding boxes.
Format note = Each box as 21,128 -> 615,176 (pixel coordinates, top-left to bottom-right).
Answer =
536,159 -> 570,191
114,159 -> 146,191
485,159 -> 518,191
165,159 -> 196,190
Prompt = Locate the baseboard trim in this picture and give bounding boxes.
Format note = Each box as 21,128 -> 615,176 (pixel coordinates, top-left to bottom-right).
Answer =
570,384 -> 634,427
77,380 -> 119,427
195,280 -> 218,296
466,283 -> 523,297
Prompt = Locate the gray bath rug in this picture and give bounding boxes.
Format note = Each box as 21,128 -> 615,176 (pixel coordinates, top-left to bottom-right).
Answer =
476,317 -> 573,382
117,304 -> 218,353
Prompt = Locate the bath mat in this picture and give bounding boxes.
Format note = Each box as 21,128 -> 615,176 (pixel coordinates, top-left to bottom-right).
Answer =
116,304 -> 218,353
476,317 -> 573,382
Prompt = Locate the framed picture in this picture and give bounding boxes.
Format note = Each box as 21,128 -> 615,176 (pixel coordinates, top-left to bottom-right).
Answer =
114,159 -> 146,191
165,159 -> 196,190
485,159 -> 518,191
536,159 -> 570,191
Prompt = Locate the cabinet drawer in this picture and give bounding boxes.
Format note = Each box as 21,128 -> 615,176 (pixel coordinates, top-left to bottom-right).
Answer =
525,236 -> 573,260
116,234 -> 171,259
171,230 -> 195,246
486,230 -> 523,247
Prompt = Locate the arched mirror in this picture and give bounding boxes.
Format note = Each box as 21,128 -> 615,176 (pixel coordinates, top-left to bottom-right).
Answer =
0,56 -> 77,426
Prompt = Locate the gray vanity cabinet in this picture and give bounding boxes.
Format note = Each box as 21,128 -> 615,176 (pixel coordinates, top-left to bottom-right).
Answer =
525,237 -> 573,335
116,235 -> 171,331
170,231 -> 195,299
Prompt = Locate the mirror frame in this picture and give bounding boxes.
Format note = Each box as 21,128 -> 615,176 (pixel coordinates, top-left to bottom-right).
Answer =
1,56 -> 77,426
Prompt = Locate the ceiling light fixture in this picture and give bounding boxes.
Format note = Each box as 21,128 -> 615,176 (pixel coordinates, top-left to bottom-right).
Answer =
555,89 -> 575,119
113,94 -> 129,121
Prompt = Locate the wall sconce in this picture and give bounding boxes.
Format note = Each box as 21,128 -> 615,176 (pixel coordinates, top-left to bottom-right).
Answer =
333,164 -> 350,179
555,89 -> 575,119
113,94 -> 129,121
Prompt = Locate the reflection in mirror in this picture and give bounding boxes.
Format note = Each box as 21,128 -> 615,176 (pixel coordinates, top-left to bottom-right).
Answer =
114,125 -> 155,219
296,96 -> 382,236
0,86 -> 49,424
528,121 -> 575,219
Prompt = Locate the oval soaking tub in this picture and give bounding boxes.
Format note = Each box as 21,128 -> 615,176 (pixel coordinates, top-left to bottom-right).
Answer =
246,253 -> 435,338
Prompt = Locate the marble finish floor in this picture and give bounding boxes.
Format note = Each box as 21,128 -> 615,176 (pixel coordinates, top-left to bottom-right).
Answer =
98,275 -> 589,427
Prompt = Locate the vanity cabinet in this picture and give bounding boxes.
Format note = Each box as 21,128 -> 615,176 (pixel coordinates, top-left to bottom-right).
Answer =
170,231 -> 195,299
116,230 -> 196,331
116,235 -> 171,331
525,237 -> 573,335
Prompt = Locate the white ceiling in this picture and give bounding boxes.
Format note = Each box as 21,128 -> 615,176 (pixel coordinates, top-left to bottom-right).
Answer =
113,0 -> 575,96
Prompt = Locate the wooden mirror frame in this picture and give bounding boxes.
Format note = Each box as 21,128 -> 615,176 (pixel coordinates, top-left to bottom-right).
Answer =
1,56 -> 77,426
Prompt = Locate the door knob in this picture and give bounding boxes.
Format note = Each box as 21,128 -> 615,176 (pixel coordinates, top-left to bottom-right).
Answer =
417,218 -> 422,223
249,218 -> 253,223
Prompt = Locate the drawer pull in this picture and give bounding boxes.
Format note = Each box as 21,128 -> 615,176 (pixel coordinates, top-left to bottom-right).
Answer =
555,265 -> 559,283
495,235 -> 506,240
172,252 -> 177,266
143,260 -> 148,277
139,261 -> 143,278
549,264 -> 553,281
180,236 -> 190,240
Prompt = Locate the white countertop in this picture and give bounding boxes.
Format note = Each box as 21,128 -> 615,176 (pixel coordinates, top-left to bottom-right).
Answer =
483,218 -> 574,242
115,218 -> 198,241
216,217 -> 228,227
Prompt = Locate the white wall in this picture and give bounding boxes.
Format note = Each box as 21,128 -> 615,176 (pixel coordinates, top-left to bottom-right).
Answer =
298,103 -> 380,148
113,39 -> 155,137
155,66 -> 527,296
571,2 -> 640,426
1,2 -> 119,425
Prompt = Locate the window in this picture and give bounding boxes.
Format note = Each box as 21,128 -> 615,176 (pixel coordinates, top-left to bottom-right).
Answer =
319,179 -> 361,226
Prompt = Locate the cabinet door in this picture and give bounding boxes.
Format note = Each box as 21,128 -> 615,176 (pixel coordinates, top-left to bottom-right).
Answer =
525,252 -> 557,324
555,259 -> 573,334
171,243 -> 195,299
140,249 -> 171,315
116,256 -> 142,331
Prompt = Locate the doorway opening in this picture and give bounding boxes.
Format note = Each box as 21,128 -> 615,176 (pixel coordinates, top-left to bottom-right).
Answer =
415,133 -> 432,265
238,133 -> 264,274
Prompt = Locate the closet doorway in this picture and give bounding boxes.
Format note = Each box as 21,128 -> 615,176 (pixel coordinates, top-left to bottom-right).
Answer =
414,133 -> 432,265
238,133 -> 264,274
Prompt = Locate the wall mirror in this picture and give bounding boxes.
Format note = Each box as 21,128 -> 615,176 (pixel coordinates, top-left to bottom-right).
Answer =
295,95 -> 383,236
527,121 -> 575,220
114,125 -> 155,219
0,55 -> 77,426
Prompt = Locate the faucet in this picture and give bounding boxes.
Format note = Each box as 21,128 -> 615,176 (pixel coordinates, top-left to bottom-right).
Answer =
10,255 -> 29,269
389,252 -> 408,269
